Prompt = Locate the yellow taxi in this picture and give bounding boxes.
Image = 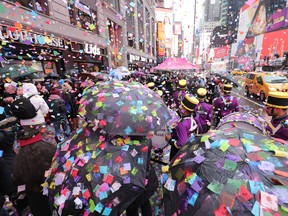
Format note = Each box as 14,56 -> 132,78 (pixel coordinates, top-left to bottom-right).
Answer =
244,72 -> 288,101
231,69 -> 246,76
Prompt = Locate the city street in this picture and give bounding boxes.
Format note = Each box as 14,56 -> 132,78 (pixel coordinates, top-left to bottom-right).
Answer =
1,0 -> 288,215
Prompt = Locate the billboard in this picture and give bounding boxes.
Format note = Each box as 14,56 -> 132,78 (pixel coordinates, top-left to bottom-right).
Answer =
174,22 -> 182,35
261,28 -> 288,59
155,7 -> 173,49
266,7 -> 288,32
245,0 -> 268,38
237,0 -> 260,42
157,22 -> 165,56
213,46 -> 230,60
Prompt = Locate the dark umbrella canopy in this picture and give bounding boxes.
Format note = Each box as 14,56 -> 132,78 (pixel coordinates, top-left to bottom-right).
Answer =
162,125 -> 288,215
211,71 -> 239,87
77,72 -> 96,81
44,124 -> 150,215
0,64 -> 43,81
78,80 -> 172,136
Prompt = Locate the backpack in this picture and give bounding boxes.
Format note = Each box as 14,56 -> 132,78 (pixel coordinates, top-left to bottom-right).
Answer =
10,95 -> 39,120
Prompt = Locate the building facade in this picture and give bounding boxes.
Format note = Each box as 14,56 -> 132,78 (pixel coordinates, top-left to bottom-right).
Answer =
204,0 -> 221,22
0,0 -> 156,77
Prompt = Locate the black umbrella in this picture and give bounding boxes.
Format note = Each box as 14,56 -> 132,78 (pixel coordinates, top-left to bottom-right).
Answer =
44,73 -> 60,80
162,118 -> 288,215
44,124 -> 151,215
78,80 -> 172,136
77,72 -> 96,81
212,71 -> 239,87
0,64 -> 42,80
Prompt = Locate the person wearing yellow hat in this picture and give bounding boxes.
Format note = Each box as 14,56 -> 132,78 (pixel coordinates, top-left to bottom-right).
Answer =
165,94 -> 200,160
173,79 -> 187,109
265,91 -> 288,141
147,82 -> 157,91
213,84 -> 239,126
195,88 -> 213,133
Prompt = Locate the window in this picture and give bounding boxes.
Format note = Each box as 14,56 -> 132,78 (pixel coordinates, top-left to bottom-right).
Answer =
68,1 -> 98,33
9,0 -> 49,15
257,76 -> 263,84
145,8 -> 151,53
43,61 -> 56,74
125,0 -> 136,48
138,0 -> 144,51
108,20 -> 122,67
106,0 -> 120,11
151,18 -> 155,56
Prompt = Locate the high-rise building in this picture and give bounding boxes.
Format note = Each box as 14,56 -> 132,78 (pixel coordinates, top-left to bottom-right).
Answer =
204,0 -> 221,22
0,0 -> 156,74
266,0 -> 287,16
217,0 -> 246,45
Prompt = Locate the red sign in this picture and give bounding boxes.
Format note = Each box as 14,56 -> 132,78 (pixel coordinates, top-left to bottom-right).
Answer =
213,46 -> 230,59
261,28 -> 288,59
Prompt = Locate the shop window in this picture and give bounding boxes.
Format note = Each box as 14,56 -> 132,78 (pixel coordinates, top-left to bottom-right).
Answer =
68,1 -> 98,33
73,62 -> 99,73
43,61 -> 56,74
8,0 -> 49,15
105,0 -> 120,11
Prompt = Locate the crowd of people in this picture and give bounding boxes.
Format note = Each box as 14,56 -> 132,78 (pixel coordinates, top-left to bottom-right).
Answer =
0,69 -> 288,215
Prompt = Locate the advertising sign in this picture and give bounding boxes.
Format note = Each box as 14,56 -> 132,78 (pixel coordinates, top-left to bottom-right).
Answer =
155,7 -> 173,49
245,0 -> 268,38
213,46 -> 230,59
174,22 -> 182,35
0,25 -> 65,48
266,7 -> 288,32
157,22 -> 165,56
237,0 -> 260,42
261,28 -> 288,59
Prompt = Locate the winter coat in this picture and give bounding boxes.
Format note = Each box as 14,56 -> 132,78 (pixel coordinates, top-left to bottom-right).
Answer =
20,83 -> 49,126
47,94 -> 67,122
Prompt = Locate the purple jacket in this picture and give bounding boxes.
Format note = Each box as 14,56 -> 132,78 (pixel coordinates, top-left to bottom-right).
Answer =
213,95 -> 239,118
173,90 -> 186,107
194,101 -> 213,126
266,114 -> 288,141
173,116 -> 200,148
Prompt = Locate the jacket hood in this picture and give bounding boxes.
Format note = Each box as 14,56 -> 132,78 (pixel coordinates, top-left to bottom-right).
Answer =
23,83 -> 39,97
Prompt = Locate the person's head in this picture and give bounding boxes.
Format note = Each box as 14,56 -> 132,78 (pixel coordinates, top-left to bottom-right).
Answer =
35,82 -> 42,91
50,87 -> 62,96
223,84 -> 233,94
180,94 -> 199,116
265,92 -> 288,118
16,86 -> 23,96
148,82 -> 156,91
178,79 -> 187,90
87,78 -> 94,87
6,84 -> 16,94
62,82 -> 72,93
196,88 -> 207,101
22,83 -> 39,97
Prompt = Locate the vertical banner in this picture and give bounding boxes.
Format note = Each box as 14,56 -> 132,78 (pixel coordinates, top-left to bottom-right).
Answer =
174,22 -> 182,35
157,22 -> 165,56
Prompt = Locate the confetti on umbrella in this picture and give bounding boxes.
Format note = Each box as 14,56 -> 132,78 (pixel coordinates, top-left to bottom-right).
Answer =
162,121 -> 288,216
78,80 -> 172,136
44,124 -> 151,215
